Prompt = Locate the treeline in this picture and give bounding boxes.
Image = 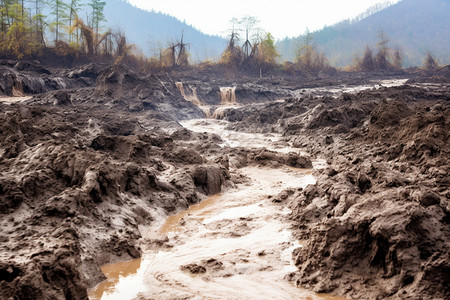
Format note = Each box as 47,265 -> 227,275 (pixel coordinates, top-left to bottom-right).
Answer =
277,0 -> 450,67
352,31 -> 402,72
0,4 -> 444,75
0,0 -> 124,60
350,31 -> 444,73
218,18 -> 333,76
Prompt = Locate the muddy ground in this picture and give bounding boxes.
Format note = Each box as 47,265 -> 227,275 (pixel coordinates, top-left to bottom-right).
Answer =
0,59 -> 449,299
217,79 -> 450,299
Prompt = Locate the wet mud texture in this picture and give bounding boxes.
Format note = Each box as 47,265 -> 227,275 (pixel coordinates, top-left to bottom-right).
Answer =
0,63 -> 230,299
219,83 -> 450,299
0,59 -> 448,299
0,60 -> 101,97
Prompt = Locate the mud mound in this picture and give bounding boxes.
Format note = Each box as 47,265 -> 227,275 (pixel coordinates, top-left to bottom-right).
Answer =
215,81 -> 449,299
96,64 -> 142,88
68,63 -> 102,79
191,164 -> 229,195
369,99 -> 412,128
234,83 -> 289,104
408,65 -> 450,84
366,99 -> 449,165
0,60 -> 88,97
282,85 -> 450,299
218,98 -> 309,133
306,101 -> 375,132
1,61 -> 447,299
0,86 -> 228,298
13,60 -> 51,74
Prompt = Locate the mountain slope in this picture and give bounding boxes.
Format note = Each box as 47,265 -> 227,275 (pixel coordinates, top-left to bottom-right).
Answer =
277,0 -> 450,67
103,0 -> 226,61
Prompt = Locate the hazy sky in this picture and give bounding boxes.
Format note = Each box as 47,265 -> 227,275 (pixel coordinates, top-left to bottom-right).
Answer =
128,0 -> 400,39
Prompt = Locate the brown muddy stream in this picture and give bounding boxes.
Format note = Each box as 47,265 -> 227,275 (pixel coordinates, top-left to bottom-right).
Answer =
88,119 -> 347,300
89,78 -> 409,300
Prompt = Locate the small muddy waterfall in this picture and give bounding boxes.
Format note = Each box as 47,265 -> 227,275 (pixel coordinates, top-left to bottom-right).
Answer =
210,87 -> 238,119
176,83 -> 239,119
176,82 -> 211,117
220,87 -> 236,105
175,82 -> 202,106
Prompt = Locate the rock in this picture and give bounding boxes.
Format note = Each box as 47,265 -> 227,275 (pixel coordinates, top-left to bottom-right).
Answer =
357,172 -> 372,193
191,165 -> 227,195
68,63 -> 100,79
180,263 -> 206,274
325,135 -> 334,145
53,91 -> 72,106
418,191 -> 441,207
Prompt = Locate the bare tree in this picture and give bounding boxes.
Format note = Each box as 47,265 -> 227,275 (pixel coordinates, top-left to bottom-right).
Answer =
176,32 -> 189,66
424,52 -> 439,71
393,48 -> 402,70
375,31 -> 390,70
359,46 -> 374,71
240,16 -> 259,59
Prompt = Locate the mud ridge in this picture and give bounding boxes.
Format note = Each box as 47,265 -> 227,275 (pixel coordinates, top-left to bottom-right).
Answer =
219,82 -> 450,299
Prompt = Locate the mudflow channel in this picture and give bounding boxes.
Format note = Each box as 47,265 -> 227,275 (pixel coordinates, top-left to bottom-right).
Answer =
87,79 -> 408,299
88,117 -> 346,300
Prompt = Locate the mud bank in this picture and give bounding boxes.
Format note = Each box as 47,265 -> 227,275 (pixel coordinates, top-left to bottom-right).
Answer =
216,82 -> 450,299
0,64 -> 229,299
0,60 -> 99,97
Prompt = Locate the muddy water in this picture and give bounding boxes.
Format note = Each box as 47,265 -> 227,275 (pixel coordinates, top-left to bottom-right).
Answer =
0,96 -> 32,104
181,119 -> 315,158
294,79 -> 408,98
89,120 -> 339,300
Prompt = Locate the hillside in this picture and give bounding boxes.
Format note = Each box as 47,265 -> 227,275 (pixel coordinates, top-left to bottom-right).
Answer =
277,0 -> 450,67
103,0 -> 226,61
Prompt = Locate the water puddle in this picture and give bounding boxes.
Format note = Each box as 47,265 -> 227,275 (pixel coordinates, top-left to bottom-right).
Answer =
89,260 -> 142,300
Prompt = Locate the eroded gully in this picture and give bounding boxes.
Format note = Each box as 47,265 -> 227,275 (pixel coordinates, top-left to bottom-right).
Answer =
88,118 -> 346,300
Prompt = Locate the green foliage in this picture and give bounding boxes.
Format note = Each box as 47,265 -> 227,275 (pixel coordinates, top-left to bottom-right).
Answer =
221,30 -> 243,69
89,0 -> 106,36
221,16 -> 280,73
48,0 -> 69,43
0,1 -> 41,58
256,32 -> 279,69
68,0 -> 83,43
0,0 -> 143,65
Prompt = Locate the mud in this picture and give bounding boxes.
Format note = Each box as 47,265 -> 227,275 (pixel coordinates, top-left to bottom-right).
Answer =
0,62 -> 229,299
213,81 -> 450,299
0,59 -> 448,299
